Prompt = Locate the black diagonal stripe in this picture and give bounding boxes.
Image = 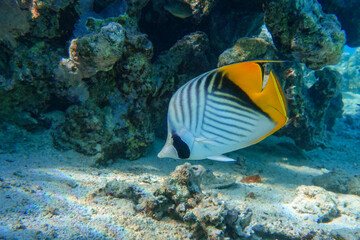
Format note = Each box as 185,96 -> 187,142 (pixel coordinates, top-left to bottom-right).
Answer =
203,121 -> 246,138
218,73 -> 270,119
207,98 -> 257,120
201,125 -> 237,142
204,112 -> 252,133
205,106 -> 255,127
213,91 -> 249,108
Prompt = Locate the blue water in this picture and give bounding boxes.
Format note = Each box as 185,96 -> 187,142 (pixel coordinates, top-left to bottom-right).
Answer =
344,45 -> 357,55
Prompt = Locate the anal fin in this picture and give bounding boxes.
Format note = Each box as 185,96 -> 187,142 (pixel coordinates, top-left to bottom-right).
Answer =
207,155 -> 236,162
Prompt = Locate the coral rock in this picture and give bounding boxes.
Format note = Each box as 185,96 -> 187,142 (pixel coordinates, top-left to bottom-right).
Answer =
289,185 -> 340,223
319,0 -> 360,47
53,17 -> 155,161
277,64 -> 343,149
147,163 -> 252,239
61,22 -> 126,79
218,37 -> 276,67
201,170 -> 236,189
158,163 -> 205,203
313,168 -> 360,196
52,102 -> 113,155
264,0 -> 346,70
103,180 -> 146,203
0,1 -> 31,49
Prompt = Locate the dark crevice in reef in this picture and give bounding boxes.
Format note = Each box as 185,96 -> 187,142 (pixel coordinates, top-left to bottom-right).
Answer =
0,43 -> 12,76
46,94 -> 74,112
139,0 -> 264,63
138,3 -> 201,58
57,1 -> 81,44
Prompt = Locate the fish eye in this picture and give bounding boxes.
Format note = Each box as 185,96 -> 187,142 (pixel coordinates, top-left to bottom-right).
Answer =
172,132 -> 190,159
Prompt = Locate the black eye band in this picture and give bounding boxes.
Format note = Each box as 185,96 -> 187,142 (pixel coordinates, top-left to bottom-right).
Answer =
172,132 -> 190,159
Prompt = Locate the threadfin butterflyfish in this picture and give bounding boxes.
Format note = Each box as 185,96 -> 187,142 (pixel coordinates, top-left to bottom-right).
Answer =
158,60 -> 288,162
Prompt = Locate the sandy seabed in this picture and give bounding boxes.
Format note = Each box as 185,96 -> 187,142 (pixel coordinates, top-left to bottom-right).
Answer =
0,92 -> 359,240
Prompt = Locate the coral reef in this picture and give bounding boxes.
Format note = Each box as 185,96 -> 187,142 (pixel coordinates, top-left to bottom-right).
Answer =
318,0 -> 360,47
151,31 -> 210,97
52,102 -> 113,155
53,18 -> 155,160
283,65 -> 343,149
0,0 -> 353,158
0,0 -> 80,130
0,42 -> 65,130
93,163 -> 253,239
1,1 -> 360,238
0,0 -> 79,49
263,0 -> 346,70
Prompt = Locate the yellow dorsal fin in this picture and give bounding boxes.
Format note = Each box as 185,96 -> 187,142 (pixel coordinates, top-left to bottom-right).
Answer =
218,60 -> 286,94
218,59 -> 288,128
219,61 -> 263,94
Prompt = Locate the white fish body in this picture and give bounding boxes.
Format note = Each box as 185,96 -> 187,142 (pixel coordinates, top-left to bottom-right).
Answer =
158,60 -> 288,161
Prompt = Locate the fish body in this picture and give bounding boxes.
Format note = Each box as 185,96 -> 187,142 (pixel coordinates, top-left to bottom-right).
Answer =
164,2 -> 193,19
158,60 -> 288,161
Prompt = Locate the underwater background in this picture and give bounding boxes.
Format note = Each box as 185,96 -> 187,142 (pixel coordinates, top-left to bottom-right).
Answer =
0,0 -> 359,239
